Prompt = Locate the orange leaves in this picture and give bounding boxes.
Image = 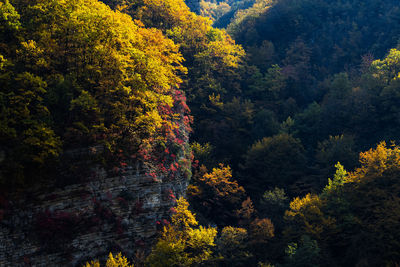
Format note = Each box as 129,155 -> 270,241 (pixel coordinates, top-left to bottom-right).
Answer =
200,164 -> 245,198
347,142 -> 400,183
249,218 -> 275,244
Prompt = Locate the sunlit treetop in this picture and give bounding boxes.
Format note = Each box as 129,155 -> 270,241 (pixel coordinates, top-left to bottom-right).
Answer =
0,0 -> 190,188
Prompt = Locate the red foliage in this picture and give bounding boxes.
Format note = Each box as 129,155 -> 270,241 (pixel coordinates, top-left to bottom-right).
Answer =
35,210 -> 79,243
135,239 -> 145,247
169,207 -> 177,214
106,191 -> 113,201
135,88 -> 192,181
133,200 -> 144,215
93,200 -> 114,221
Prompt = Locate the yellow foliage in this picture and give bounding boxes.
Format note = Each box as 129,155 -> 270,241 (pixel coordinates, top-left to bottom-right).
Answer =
171,197 -> 198,232
371,49 -> 400,83
185,226 -> 218,263
106,253 -> 134,267
200,164 -> 245,198
84,253 -> 133,267
146,197 -> 217,266
129,0 -> 244,72
288,194 -> 322,215
348,141 -> 400,183
218,226 -> 248,251
84,261 -> 100,267
285,194 -> 335,238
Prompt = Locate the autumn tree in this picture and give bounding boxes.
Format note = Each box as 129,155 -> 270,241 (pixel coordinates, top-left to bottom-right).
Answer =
146,197 -> 217,266
102,0 -> 247,167
216,226 -> 251,266
187,164 -> 246,226
0,0 -> 189,189
85,253 -> 134,267
284,142 -> 400,265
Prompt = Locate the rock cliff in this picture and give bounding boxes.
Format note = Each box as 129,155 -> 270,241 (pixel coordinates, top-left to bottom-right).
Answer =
0,148 -> 189,266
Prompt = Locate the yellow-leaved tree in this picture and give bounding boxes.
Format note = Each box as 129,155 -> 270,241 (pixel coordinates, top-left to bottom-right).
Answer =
0,0 -> 189,188
85,252 -> 134,267
146,197 -> 217,266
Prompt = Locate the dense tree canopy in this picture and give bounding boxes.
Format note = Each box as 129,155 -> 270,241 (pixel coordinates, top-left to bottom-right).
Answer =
4,0 -> 400,266
0,0 -> 188,189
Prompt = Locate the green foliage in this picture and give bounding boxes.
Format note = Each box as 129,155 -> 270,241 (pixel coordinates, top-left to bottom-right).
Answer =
259,188 -> 288,229
229,0 -> 400,82
105,0 -> 248,168
0,0 -> 20,33
261,188 -> 288,209
241,133 -> 307,198
283,142 -> 400,265
291,102 -> 322,147
316,135 -> 357,174
322,163 -> 347,196
190,142 -> 214,168
251,109 -> 280,141
0,0 -> 188,188
282,235 -> 320,267
4,0 -> 400,266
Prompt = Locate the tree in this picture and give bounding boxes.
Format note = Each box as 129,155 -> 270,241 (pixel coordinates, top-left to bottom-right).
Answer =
85,253 -> 134,267
292,102 -> 322,148
236,197 -> 256,226
315,135 -> 358,188
187,164 -> 246,226
249,218 -> 274,244
259,187 -> 289,230
241,133 -> 307,199
103,0 -> 246,168
146,197 -> 217,266
247,217 -> 275,262
282,235 -> 320,267
341,142 -> 400,265
216,226 -> 251,265
284,143 -> 400,265
0,0 -> 189,189
284,193 -> 335,240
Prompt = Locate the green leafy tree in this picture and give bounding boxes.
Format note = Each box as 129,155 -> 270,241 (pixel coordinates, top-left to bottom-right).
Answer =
282,235 -> 320,267
259,188 -> 288,230
241,133 -> 307,198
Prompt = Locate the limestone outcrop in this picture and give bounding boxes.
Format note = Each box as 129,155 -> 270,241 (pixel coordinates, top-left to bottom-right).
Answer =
0,153 -> 188,266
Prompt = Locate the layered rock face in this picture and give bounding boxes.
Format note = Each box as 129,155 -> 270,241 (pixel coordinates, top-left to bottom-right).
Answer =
185,0 -> 201,13
0,151 -> 188,266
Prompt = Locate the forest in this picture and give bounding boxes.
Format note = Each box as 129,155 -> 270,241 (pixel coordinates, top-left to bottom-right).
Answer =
1,0 -> 400,266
